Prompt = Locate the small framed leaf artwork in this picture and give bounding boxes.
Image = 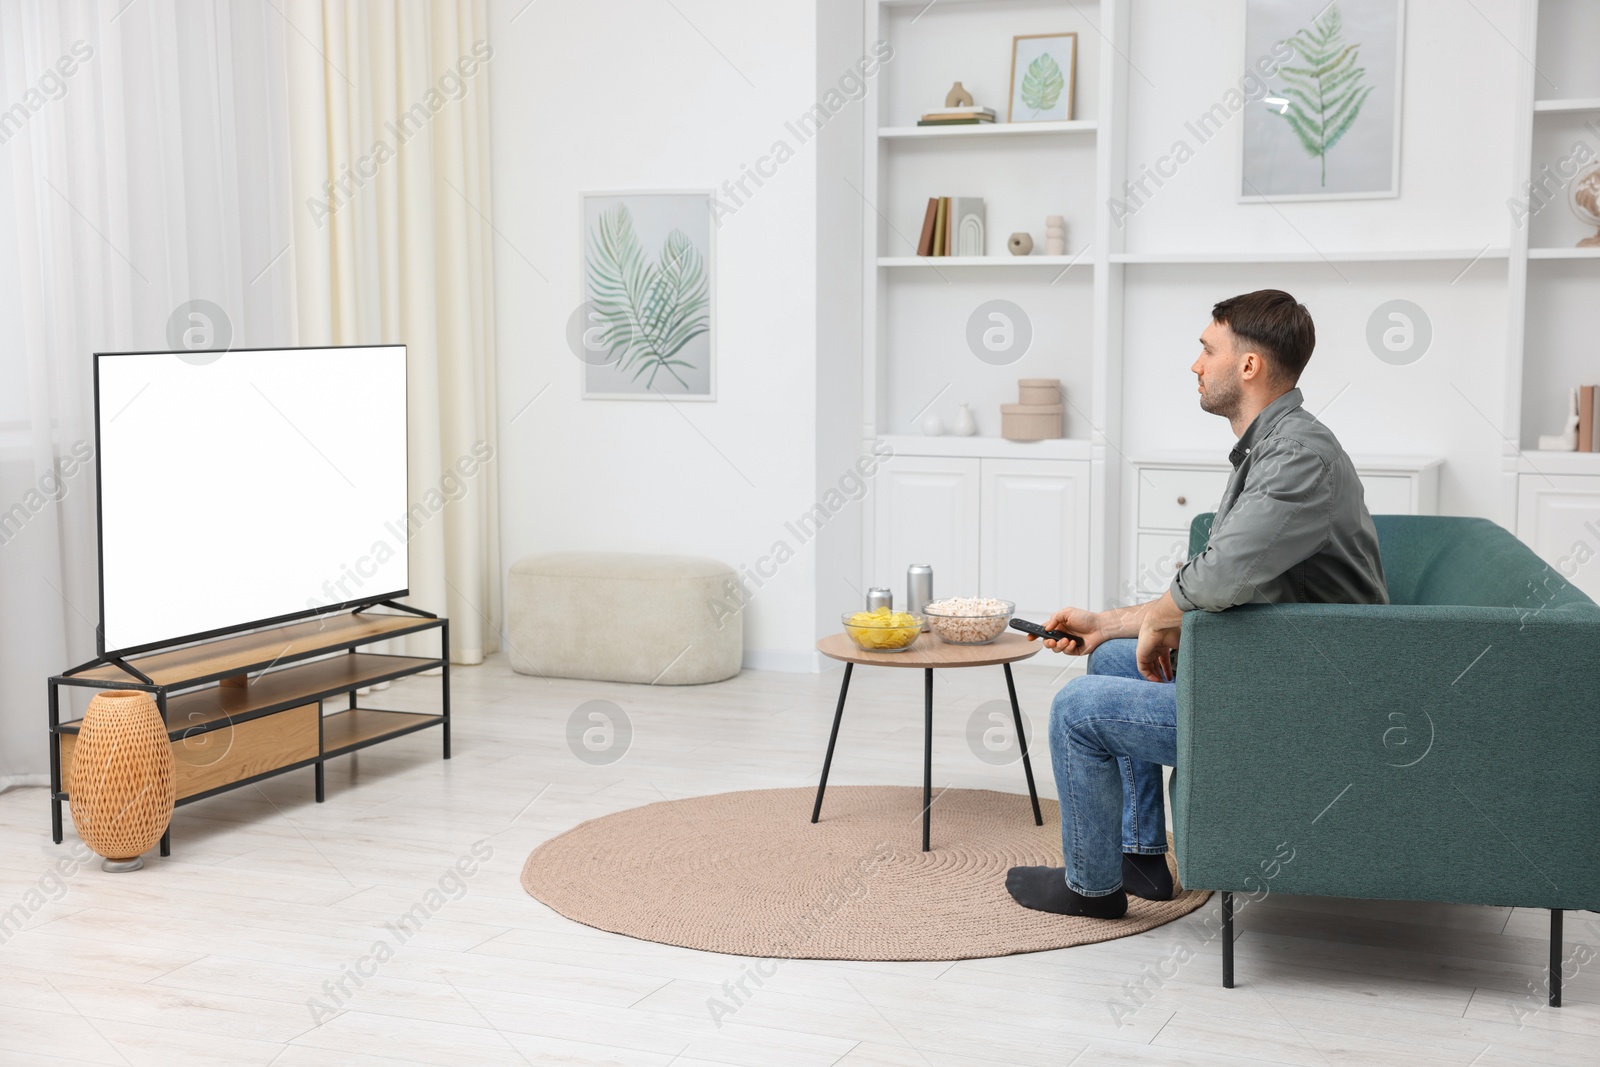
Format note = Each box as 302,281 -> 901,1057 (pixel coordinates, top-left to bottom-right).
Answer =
1007,33 -> 1076,123
579,191 -> 715,400
1241,0 -> 1405,201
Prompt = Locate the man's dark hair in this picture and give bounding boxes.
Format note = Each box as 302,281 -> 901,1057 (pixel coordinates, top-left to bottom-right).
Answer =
1211,289 -> 1315,384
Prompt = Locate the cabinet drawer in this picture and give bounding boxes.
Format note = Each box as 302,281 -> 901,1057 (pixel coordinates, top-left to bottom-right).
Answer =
1137,468 -> 1231,531
61,702 -> 320,801
1136,533 -> 1191,595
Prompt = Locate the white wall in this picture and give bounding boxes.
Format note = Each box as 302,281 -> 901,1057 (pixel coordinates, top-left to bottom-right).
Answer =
490,0 -> 1553,670
1116,0 -> 1524,524
488,0 -> 831,670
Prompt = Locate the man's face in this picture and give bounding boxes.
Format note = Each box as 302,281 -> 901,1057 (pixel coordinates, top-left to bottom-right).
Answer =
1192,320 -> 1243,419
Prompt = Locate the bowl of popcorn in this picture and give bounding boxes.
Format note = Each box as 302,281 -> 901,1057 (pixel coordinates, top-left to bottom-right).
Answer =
921,597 -> 1014,645
841,608 -> 923,652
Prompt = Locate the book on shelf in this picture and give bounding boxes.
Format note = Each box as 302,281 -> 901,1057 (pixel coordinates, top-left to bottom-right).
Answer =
922,106 -> 997,118
931,197 -> 949,257
916,118 -> 995,126
1587,383 -> 1600,451
916,198 -> 938,257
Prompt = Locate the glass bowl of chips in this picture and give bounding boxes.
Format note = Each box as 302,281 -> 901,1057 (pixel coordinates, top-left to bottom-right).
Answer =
841,608 -> 923,652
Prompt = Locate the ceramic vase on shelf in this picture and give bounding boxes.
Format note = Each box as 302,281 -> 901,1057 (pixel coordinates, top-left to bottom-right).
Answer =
1045,216 -> 1066,256
952,404 -> 977,436
69,689 -> 176,872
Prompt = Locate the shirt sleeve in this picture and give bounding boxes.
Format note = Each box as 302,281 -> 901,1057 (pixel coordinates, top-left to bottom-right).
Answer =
1169,439 -> 1333,612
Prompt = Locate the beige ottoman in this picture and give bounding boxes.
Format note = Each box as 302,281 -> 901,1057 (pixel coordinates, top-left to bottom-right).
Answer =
507,553 -> 742,685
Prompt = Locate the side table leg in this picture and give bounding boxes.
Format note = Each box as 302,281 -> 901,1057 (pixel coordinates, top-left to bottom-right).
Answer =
1003,663 -> 1043,826
810,663 -> 852,823
923,667 -> 933,853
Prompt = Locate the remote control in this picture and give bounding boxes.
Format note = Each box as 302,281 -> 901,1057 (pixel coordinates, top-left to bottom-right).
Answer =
1009,618 -> 1082,648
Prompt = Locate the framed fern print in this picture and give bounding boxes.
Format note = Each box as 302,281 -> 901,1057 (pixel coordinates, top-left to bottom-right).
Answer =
1007,33 -> 1076,123
1241,0 -> 1404,200
580,191 -> 715,400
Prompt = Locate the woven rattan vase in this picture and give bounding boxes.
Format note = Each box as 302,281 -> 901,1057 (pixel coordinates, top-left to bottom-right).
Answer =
69,689 -> 176,872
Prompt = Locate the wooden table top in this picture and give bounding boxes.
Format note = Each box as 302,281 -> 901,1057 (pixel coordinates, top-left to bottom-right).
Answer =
816,630 -> 1044,668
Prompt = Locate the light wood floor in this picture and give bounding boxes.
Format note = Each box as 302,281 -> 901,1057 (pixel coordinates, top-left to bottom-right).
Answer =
1,654 -> 1593,1066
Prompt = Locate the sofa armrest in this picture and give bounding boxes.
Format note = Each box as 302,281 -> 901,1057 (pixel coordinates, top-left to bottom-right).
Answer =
1172,602 -> 1600,910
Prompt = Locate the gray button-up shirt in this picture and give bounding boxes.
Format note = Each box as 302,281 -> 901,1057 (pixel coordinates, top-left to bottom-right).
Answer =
1170,388 -> 1388,612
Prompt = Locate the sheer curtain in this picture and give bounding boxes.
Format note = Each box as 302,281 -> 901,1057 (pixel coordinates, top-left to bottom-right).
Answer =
0,0 -> 296,787
281,0 -> 500,665
0,0 -> 500,787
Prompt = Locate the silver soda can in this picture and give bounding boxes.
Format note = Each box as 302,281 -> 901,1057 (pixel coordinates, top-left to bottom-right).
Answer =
866,587 -> 894,612
907,564 -> 933,629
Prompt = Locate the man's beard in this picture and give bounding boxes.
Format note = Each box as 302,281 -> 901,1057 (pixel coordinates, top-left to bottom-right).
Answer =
1198,372 -> 1241,419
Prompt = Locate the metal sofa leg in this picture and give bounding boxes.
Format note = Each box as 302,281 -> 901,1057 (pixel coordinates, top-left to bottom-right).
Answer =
1550,909 -> 1563,1008
1222,891 -> 1234,988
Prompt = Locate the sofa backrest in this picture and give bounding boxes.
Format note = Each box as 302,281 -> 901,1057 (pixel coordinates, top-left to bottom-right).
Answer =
1187,512 -> 1596,610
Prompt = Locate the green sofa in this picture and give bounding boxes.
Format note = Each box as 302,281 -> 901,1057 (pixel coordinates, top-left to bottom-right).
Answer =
1172,513 -> 1599,1004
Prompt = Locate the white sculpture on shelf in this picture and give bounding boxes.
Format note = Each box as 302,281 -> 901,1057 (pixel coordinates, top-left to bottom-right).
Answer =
1537,387 -> 1580,451
1045,215 -> 1066,255
953,198 -> 985,257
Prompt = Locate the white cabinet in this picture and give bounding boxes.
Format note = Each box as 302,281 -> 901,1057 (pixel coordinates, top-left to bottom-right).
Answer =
1127,453 -> 1443,601
872,447 -> 1090,617
1517,474 -> 1600,604
980,459 -> 1089,619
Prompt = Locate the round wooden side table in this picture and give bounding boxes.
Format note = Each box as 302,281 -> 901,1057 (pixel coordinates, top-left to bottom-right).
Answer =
813,631 -> 1044,852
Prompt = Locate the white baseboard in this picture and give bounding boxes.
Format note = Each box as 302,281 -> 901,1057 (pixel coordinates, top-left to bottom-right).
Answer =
741,648 -> 825,673
0,775 -> 49,794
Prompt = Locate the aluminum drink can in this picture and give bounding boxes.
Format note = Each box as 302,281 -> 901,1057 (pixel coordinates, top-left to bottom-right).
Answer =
906,564 -> 933,629
866,587 -> 894,612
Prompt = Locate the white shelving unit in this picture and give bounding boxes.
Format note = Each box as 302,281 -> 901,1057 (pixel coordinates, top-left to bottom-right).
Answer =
855,0 -> 1600,610
1109,249 -> 1508,264
1502,0 -> 1600,603
877,119 -> 1096,138
861,0 -> 1125,611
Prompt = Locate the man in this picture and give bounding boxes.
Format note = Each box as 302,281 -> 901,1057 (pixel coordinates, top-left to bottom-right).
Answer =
1006,289 -> 1388,919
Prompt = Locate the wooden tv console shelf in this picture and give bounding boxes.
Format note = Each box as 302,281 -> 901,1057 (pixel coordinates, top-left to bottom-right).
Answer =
48,608 -> 449,857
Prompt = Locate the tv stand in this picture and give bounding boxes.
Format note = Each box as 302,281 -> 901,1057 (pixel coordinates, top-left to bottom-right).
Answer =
48,607 -> 449,857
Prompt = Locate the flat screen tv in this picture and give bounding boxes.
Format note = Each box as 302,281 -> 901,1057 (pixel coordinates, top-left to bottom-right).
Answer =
94,345 -> 408,657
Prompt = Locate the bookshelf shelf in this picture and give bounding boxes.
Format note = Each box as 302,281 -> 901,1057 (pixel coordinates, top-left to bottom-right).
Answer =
1519,451 -> 1600,475
1532,97 -> 1600,113
1111,249 -> 1509,264
1527,246 -> 1600,259
877,255 -> 1092,268
878,120 -> 1097,139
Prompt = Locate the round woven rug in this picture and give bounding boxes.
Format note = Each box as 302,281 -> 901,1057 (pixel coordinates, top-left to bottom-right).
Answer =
521,785 -> 1211,960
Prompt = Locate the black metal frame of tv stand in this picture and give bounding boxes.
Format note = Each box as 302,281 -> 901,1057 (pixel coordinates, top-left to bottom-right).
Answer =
47,600 -> 450,858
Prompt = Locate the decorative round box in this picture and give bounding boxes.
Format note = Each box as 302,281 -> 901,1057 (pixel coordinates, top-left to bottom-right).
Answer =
1017,378 -> 1061,406
1000,403 -> 1064,441
69,689 -> 176,872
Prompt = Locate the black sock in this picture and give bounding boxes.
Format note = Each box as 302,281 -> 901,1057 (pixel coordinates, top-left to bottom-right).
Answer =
1005,866 -> 1128,919
1122,853 -> 1174,901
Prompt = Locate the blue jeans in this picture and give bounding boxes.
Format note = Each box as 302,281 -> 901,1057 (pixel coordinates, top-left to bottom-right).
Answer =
1049,639 -> 1177,896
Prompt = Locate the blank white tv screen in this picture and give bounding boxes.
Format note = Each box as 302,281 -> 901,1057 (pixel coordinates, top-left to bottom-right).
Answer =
96,346 -> 408,655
